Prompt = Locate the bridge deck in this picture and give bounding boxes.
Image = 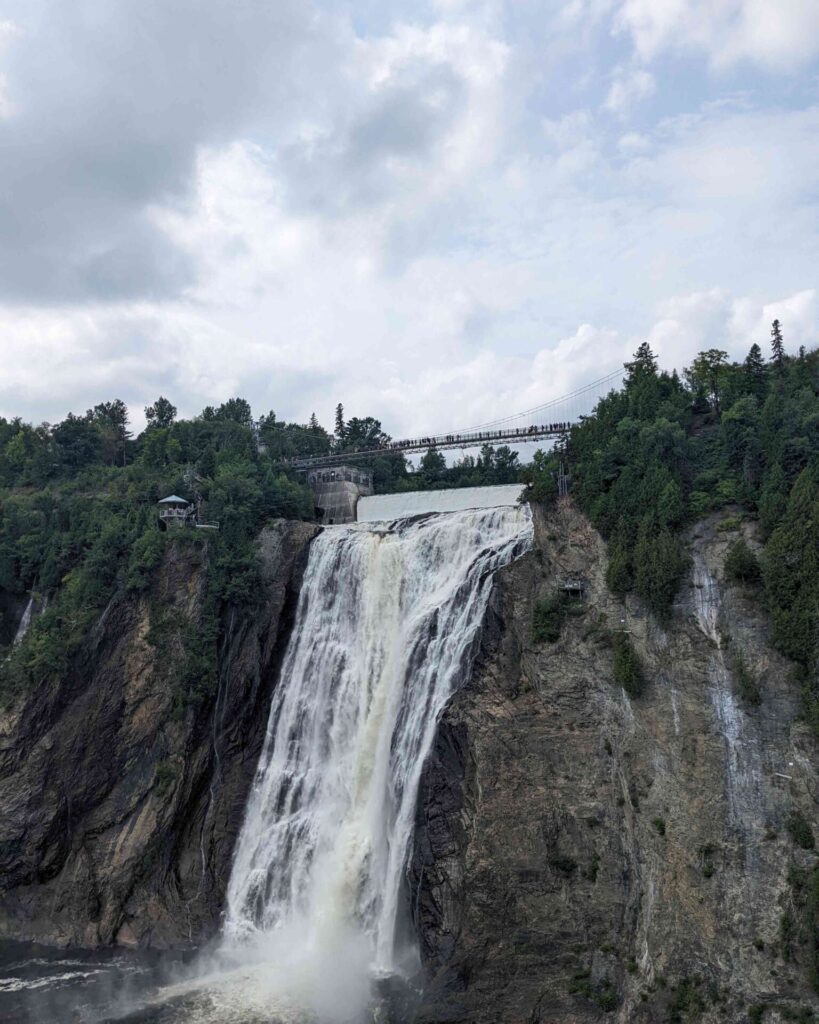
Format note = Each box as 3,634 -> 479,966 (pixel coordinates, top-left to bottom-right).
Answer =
284,422 -> 569,470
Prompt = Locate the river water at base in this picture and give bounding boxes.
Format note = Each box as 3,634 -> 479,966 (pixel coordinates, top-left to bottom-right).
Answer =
0,939 -> 415,1024
0,939 -> 190,1023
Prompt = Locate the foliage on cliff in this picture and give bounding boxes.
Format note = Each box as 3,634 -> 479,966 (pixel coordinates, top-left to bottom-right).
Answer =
525,335 -> 819,691
0,398 -> 315,703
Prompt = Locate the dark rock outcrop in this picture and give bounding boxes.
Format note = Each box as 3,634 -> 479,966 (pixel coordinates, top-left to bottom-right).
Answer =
411,502 -> 819,1023
0,519 -> 318,948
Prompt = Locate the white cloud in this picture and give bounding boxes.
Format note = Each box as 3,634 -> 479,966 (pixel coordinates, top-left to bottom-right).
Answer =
0,0 -> 816,439
614,0 -> 819,71
729,288 -> 817,352
603,65 -> 655,116
0,19 -> 19,119
617,131 -> 651,153
643,287 -> 817,372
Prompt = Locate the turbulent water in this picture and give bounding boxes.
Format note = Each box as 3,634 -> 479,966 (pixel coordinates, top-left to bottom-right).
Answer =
221,504 -> 532,1015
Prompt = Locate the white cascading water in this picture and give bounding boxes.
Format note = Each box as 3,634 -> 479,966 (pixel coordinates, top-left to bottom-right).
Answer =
691,551 -> 763,833
221,504 -> 532,1016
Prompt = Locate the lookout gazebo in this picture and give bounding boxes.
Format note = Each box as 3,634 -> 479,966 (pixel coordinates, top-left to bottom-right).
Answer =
157,494 -> 193,528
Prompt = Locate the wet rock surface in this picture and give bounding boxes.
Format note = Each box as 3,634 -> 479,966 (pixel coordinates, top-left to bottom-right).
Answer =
0,520 -> 318,949
411,502 -> 819,1022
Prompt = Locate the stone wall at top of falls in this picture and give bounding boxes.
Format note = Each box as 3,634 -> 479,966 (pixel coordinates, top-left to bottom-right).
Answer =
411,500 -> 819,1024
0,519 -> 318,948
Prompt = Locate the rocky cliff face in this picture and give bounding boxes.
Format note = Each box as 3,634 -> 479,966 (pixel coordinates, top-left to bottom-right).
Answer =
411,501 -> 819,1023
1,502 -> 816,1024
0,519 -> 318,948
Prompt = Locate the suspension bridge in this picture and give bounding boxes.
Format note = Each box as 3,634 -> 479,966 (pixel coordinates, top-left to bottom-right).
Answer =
280,367 -> 624,470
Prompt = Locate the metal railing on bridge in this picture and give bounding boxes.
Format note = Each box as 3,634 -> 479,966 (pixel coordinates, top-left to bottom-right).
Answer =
270,367 -> 625,471
283,421 -> 571,470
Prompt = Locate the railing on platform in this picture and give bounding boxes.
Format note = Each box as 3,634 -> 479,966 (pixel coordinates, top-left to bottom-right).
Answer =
159,508 -> 193,523
158,507 -> 219,530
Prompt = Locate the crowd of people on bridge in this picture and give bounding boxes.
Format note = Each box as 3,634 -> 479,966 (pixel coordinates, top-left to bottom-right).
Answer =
385,422 -> 571,450
285,421 -> 572,467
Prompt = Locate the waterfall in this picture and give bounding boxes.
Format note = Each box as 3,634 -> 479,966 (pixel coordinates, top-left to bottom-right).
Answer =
222,505 -> 532,1008
691,551 -> 763,847
13,595 -> 35,646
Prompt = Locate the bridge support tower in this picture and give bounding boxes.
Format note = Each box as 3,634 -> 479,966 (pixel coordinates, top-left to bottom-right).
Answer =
307,465 -> 374,524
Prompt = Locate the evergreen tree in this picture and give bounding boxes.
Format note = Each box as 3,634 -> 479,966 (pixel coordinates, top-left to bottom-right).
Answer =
771,319 -> 785,371
758,462 -> 788,537
743,343 -> 766,397
633,526 -> 688,622
763,467 -> 819,668
625,342 -> 657,382
605,537 -> 633,594
334,403 -> 345,440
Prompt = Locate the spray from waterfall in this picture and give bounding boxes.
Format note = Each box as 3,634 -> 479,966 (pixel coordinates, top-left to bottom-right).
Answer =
218,504 -> 532,1019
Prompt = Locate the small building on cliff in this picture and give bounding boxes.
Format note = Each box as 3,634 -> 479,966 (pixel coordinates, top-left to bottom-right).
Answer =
157,494 -> 194,529
157,495 -> 219,531
307,466 -> 373,524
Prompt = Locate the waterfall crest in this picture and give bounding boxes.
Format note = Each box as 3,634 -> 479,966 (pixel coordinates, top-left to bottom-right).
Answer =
224,505 -> 532,987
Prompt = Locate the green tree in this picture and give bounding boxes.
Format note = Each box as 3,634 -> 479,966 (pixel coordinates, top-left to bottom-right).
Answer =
335,403 -> 345,440
759,463 -> 788,537
771,319 -> 785,371
145,396 -> 177,429
724,537 -> 761,586
657,480 -> 684,529
613,632 -> 643,698
88,399 -> 131,466
606,537 -> 633,594
685,349 -> 729,413
763,467 -> 818,668
419,447 -> 446,482
52,413 -> 101,470
341,416 -> 389,451
743,343 -> 767,398
204,398 -> 253,427
625,341 -> 657,382
633,527 -> 688,621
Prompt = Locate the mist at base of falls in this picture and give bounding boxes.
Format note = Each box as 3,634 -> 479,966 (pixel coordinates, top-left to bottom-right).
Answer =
213,504 -> 533,1022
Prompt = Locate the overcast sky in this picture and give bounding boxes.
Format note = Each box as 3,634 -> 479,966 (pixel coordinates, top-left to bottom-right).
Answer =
0,0 -> 817,435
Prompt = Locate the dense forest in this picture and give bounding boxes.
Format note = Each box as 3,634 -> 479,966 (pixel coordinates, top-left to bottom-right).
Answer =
0,326 -> 816,722
0,394 -> 520,705
526,326 -> 818,730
